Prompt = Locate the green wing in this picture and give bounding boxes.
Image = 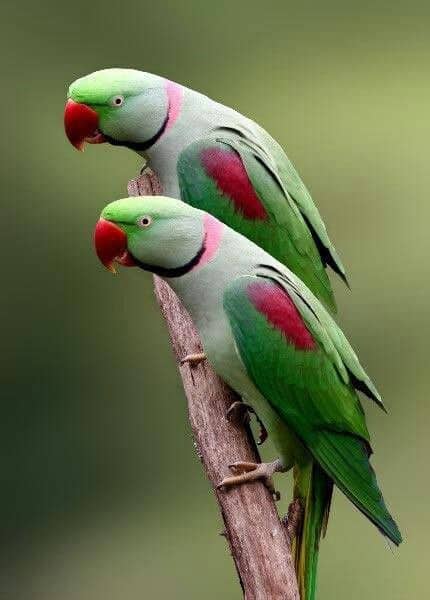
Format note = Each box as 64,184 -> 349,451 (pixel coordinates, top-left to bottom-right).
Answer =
223,269 -> 401,545
177,127 -> 346,313
243,122 -> 347,284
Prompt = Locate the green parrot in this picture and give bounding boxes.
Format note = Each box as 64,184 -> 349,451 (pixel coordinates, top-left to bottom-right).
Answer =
65,68 -> 347,312
93,196 -> 401,600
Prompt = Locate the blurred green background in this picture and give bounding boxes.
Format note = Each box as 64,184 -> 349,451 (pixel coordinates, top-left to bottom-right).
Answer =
3,1 -> 428,598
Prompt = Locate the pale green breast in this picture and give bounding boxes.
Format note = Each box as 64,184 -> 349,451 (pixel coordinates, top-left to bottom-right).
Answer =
166,230 -> 300,464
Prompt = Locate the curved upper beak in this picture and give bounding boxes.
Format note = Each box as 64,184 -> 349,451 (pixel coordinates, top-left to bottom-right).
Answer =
94,218 -> 136,273
64,99 -> 106,151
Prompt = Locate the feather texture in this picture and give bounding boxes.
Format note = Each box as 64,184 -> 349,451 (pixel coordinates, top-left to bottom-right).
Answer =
221,270 -> 402,597
178,129 -> 342,313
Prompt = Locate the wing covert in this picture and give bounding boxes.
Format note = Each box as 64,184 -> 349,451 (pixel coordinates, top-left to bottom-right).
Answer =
178,129 -> 341,312
222,273 -> 400,545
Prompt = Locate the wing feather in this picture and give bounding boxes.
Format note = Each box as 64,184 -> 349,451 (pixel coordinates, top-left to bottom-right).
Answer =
177,129 -> 344,312
222,273 -> 401,545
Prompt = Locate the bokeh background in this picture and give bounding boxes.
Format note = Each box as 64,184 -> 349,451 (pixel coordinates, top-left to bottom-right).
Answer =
3,1 -> 429,598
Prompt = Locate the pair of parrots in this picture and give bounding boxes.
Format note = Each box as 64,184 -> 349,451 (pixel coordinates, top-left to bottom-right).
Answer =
64,68 -> 401,600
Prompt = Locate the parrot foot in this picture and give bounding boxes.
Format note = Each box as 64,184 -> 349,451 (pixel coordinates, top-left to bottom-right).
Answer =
282,498 -> 304,541
226,401 -> 251,425
217,458 -> 285,500
180,352 -> 207,367
127,167 -> 163,197
226,401 -> 268,445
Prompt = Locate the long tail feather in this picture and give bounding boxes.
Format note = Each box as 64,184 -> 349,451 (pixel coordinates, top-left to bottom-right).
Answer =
314,431 -> 402,546
292,461 -> 333,600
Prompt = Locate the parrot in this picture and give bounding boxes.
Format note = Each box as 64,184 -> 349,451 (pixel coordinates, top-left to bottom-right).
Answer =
93,195 -> 402,600
65,68 -> 348,313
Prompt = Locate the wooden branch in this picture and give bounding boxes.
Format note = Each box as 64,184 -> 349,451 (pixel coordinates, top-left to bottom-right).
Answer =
128,171 -> 299,600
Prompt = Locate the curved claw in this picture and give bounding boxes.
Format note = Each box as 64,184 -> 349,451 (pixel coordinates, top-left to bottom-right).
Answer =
226,402 -> 268,445
255,415 -> 268,445
226,401 -> 251,426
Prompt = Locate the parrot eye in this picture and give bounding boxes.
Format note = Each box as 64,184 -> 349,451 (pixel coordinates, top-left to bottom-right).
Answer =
137,215 -> 152,228
109,95 -> 124,107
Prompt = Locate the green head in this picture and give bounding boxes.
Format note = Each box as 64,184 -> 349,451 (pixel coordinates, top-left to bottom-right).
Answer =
94,196 -> 223,277
64,68 -> 182,151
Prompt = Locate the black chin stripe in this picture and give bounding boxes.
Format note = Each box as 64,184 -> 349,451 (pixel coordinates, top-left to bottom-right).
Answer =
103,101 -> 170,152
133,241 -> 205,278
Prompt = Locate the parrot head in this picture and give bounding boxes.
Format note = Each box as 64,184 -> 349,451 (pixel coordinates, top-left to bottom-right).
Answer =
94,196 -> 223,277
64,69 -> 182,151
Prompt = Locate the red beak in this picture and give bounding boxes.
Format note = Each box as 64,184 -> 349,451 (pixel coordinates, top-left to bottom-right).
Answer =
64,99 -> 106,151
94,219 -> 136,273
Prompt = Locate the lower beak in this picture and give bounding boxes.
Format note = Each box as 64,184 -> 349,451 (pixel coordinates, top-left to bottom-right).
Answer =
94,218 -> 136,273
64,99 -> 106,151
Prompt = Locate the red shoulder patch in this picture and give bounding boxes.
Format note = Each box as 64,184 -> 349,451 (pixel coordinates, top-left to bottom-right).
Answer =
247,281 -> 316,350
200,147 -> 268,220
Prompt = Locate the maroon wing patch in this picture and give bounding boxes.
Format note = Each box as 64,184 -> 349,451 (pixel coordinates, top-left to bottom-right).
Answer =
247,280 -> 316,350
200,146 -> 268,220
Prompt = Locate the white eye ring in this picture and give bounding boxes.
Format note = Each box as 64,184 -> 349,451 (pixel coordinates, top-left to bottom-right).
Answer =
137,215 -> 152,228
109,95 -> 124,107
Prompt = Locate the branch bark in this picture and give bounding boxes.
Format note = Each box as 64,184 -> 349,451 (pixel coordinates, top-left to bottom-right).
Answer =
128,171 -> 299,600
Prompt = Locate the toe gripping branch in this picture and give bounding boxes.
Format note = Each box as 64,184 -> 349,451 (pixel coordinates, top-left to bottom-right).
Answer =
226,401 -> 268,445
217,458 -> 285,501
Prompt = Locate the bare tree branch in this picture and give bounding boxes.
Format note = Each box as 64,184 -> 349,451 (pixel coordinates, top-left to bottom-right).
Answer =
128,170 -> 300,600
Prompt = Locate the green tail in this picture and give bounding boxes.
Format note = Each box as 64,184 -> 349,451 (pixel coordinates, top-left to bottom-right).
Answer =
292,461 -> 333,600
292,434 -> 402,600
313,430 -> 402,546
